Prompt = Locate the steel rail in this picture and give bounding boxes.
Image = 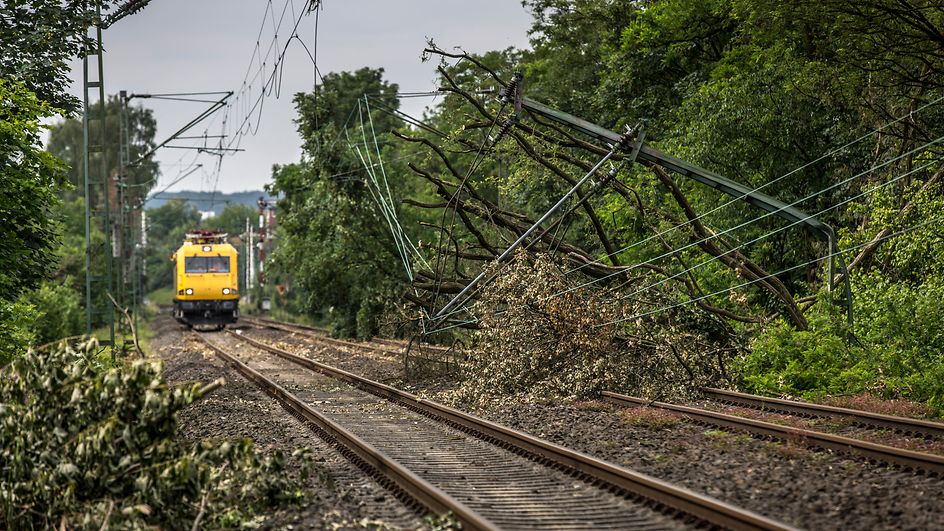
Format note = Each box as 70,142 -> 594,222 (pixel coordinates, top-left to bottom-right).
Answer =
603,392 -> 944,476
240,316 -> 400,355
701,387 -> 944,438
242,316 -> 451,354
193,333 -> 496,531
229,329 -> 795,531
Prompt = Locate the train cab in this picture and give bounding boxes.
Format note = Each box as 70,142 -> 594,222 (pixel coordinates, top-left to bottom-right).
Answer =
172,231 -> 240,329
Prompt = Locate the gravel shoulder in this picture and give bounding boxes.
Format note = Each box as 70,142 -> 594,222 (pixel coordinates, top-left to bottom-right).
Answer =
257,323 -> 944,531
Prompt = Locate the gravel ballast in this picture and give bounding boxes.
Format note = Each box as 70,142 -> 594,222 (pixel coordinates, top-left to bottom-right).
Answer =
150,315 -> 423,529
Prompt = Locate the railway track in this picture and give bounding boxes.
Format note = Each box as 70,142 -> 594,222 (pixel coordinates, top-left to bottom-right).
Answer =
241,315 -> 453,356
602,391 -> 944,476
194,329 -> 794,530
700,387 -> 944,438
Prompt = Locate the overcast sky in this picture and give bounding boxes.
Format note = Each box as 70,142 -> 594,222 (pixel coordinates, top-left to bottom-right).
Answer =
65,0 -> 534,194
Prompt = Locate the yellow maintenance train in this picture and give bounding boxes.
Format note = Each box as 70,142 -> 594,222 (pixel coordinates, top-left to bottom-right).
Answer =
171,231 -> 239,329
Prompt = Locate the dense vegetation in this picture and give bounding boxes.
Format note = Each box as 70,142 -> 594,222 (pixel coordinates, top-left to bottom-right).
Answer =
272,0 -> 944,411
1,340 -> 303,528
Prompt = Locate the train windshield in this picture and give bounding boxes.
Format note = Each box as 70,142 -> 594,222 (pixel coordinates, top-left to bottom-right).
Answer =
185,256 -> 231,274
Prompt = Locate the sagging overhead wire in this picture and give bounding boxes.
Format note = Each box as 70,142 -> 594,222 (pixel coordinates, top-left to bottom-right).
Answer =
615,155 -> 943,303
423,100 -> 944,327
563,92 -> 944,277
552,133 -> 944,301
429,210 -> 944,335
219,0 -> 322,153
597,212 -> 944,328
429,154 -> 944,328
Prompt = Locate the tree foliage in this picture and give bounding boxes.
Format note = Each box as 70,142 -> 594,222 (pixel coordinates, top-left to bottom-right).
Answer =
408,1 -> 944,406
47,95 -> 160,198
268,68 -> 433,337
0,1 -> 120,113
268,1 -> 944,408
0,78 -> 69,362
1,340 -> 304,528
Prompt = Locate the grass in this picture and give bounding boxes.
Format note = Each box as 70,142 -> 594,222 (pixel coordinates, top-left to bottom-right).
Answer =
147,287 -> 176,307
819,393 -> 936,419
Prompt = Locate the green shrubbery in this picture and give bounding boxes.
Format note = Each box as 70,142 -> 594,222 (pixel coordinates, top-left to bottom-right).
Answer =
0,299 -> 36,365
739,276 -> 944,413
24,278 -> 84,345
1,340 -> 304,528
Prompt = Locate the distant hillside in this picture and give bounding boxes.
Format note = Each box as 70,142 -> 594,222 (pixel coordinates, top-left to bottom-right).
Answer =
145,190 -> 278,217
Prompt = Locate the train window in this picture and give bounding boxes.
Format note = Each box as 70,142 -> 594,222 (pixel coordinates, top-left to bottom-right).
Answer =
207,256 -> 230,273
185,256 -> 231,273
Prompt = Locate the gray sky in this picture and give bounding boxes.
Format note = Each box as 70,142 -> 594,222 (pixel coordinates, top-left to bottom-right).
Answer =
65,0 -> 534,194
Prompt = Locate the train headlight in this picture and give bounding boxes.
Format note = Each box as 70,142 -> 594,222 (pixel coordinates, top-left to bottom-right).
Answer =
202,245 -> 212,252
185,288 -> 194,295
222,288 -> 231,295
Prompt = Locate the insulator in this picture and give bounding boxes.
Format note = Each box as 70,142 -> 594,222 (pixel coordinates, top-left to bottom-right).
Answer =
490,116 -> 517,146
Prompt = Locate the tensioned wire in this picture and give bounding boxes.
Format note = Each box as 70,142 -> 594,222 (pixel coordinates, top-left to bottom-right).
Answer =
549,134 -> 944,301
616,155 -> 942,302
428,141 -> 944,325
353,98 -> 425,277
596,212 -> 944,328
432,210 -> 944,334
344,95 -> 508,279
561,93 -> 944,277
278,93 -> 461,197
343,95 -> 460,274
365,97 -> 432,271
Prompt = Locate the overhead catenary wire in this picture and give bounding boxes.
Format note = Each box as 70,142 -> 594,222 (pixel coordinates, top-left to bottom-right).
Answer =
422,89 -> 944,328
363,96 -> 431,271
433,207 -> 944,334
596,212 -> 944,328
550,133 -> 944,301
616,155 -> 942,302
562,92 -> 944,276
220,0 -> 320,152
352,101 -> 415,280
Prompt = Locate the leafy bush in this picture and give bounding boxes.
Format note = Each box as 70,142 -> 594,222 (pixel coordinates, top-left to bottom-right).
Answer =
0,298 -> 36,365
739,275 -> 944,413
458,253 -> 625,402
452,253 -> 741,404
22,278 -> 84,345
1,339 -> 304,528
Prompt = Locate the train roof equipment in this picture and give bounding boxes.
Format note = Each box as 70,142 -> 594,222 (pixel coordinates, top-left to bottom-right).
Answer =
184,230 -> 228,245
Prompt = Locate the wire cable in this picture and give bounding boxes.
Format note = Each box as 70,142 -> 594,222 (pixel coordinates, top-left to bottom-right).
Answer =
597,212 -> 944,328
563,93 -> 944,276
616,156 -> 942,302
553,134 -> 944,299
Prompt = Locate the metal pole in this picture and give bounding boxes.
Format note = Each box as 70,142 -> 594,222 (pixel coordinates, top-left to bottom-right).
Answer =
247,217 -> 254,297
82,4 -> 114,353
433,144 -> 622,320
